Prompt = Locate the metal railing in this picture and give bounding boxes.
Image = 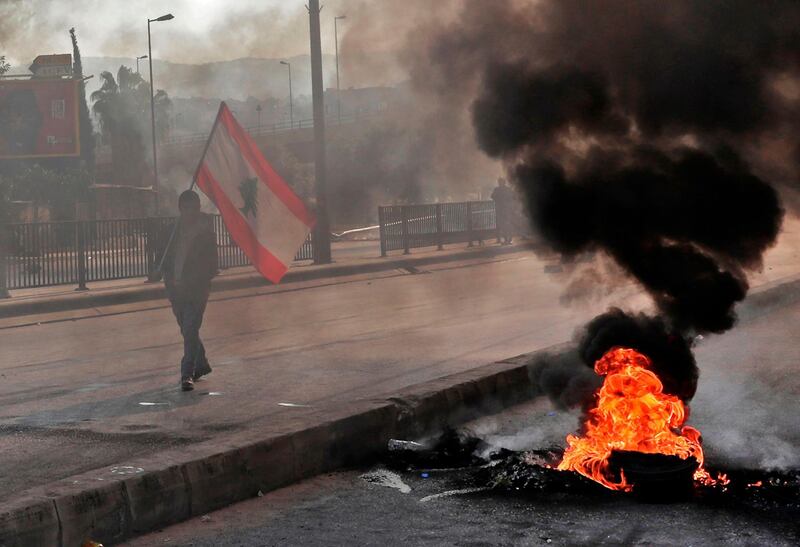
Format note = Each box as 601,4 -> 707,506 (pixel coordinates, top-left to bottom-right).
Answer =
1,215 -> 314,292
378,201 -> 497,256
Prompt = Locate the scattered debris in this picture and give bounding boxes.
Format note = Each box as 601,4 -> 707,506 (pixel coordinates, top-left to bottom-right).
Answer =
110,466 -> 144,475
388,439 -> 425,452
200,515 -> 212,523
387,430 -> 800,518
361,469 -> 412,494
385,429 -> 491,471
419,487 -> 491,503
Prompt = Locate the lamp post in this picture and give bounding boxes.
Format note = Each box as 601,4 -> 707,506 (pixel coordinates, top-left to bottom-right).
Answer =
280,61 -> 293,128
334,15 -> 347,122
136,54 -> 148,74
309,0 -> 331,264
147,13 -> 174,214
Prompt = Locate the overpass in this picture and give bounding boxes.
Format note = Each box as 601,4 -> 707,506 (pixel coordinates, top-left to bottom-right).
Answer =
159,109 -> 393,176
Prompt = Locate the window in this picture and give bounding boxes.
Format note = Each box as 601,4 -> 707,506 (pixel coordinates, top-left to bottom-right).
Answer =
51,99 -> 66,120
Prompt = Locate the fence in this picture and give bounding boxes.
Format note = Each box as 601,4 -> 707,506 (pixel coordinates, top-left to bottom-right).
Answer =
1,215 -> 314,292
378,201 -> 497,256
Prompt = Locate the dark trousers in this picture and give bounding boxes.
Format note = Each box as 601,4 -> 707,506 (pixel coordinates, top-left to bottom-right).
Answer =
168,286 -> 211,380
497,212 -> 513,244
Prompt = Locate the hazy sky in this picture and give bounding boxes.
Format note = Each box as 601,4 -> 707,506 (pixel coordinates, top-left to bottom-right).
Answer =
0,0 -> 355,66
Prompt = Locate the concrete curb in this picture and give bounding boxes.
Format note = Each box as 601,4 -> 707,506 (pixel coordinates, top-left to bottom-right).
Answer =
0,346 -> 558,547
0,244 -> 527,320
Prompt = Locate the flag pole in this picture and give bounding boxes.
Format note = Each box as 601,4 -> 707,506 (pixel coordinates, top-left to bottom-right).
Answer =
152,101 -> 228,276
188,101 -> 227,192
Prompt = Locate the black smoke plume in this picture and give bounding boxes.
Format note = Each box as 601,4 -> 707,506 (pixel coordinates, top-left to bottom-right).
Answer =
507,146 -> 782,335
416,0 -> 800,400
530,310 -> 699,407
578,310 -> 698,402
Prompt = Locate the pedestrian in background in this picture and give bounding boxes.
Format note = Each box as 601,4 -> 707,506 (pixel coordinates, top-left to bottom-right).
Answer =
492,177 -> 514,245
159,190 -> 218,391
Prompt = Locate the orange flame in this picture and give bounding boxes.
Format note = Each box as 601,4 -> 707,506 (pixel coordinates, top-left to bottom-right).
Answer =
557,347 -> 725,491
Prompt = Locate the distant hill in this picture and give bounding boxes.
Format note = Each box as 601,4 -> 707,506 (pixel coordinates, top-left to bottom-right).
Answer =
10,50 -> 407,102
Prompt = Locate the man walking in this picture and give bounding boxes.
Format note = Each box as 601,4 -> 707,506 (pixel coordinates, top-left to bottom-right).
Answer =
159,190 -> 218,391
492,177 -> 514,245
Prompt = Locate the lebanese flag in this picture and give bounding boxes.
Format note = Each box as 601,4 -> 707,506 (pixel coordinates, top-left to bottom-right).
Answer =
194,102 -> 315,283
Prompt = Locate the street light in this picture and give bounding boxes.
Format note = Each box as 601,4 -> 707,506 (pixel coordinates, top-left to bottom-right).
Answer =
280,60 -> 293,128
334,15 -> 347,122
136,55 -> 148,74
147,13 -> 174,214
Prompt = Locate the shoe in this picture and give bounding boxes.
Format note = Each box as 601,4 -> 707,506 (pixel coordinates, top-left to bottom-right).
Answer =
181,377 -> 194,391
193,363 -> 213,381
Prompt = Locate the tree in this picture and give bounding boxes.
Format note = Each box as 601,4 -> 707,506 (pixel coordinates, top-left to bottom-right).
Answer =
69,28 -> 95,173
91,66 -> 172,186
0,164 -> 91,221
0,56 -> 9,76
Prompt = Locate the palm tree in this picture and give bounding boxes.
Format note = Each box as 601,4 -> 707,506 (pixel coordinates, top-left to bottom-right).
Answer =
91,66 -> 172,186
91,71 -> 120,139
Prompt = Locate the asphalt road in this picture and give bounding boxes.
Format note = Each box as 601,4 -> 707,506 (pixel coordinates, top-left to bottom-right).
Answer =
2,223 -> 800,515
123,293 -> 800,546
0,245 -> 627,501
122,467 -> 800,547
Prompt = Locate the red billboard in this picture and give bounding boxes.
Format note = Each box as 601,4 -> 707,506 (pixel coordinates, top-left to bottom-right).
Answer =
0,78 -> 81,159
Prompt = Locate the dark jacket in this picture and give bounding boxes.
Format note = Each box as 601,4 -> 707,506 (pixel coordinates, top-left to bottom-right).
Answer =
491,185 -> 514,213
160,213 -> 218,298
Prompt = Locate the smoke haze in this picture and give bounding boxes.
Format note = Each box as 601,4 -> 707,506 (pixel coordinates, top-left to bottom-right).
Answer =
1,1 -> 319,65
3,0 -> 800,471
391,0 -> 799,395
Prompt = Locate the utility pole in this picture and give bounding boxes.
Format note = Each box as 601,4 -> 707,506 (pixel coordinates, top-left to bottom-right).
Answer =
148,20 -> 158,214
309,0 -> 331,264
280,61 -> 294,128
335,15 -> 347,123
147,13 -> 174,215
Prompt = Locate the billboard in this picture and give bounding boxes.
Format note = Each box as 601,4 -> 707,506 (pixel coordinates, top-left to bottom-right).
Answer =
0,78 -> 81,160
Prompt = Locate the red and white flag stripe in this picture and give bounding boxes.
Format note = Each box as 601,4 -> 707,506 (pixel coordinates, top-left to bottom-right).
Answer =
195,102 -> 315,284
